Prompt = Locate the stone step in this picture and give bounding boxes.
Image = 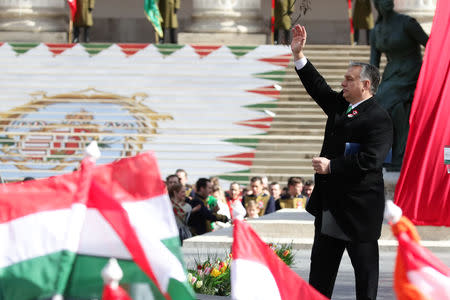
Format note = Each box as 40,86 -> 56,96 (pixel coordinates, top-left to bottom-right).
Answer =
255,144 -> 322,152
183,209 -> 450,252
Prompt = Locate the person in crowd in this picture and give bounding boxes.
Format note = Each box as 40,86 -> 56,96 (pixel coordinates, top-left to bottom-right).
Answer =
353,0 -> 374,45
211,184 -> 231,229
276,177 -> 307,210
245,200 -> 260,219
176,168 -> 194,199
165,174 -> 180,188
302,179 -> 315,200
261,176 -> 270,194
209,176 -> 220,187
226,182 -> 246,221
291,24 -> 393,299
73,0 -> 95,43
269,181 -> 283,210
242,176 -> 276,217
370,0 -> 428,171
274,0 -> 294,45
168,183 -> 200,243
158,0 -> 180,44
188,178 -> 228,236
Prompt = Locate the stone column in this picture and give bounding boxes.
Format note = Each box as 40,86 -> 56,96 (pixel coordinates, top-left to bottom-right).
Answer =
0,0 -> 68,42
179,0 -> 266,45
394,0 -> 436,34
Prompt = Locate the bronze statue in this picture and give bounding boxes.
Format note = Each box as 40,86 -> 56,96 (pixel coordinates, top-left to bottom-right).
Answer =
370,0 -> 428,171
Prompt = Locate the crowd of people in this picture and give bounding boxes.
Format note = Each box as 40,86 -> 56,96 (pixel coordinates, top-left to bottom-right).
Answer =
165,169 -> 314,244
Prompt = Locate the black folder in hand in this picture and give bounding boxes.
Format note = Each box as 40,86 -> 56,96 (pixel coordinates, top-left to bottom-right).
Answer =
344,142 -> 361,156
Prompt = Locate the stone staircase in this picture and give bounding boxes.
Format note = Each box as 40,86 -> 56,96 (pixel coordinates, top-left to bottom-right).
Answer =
0,43 -> 390,186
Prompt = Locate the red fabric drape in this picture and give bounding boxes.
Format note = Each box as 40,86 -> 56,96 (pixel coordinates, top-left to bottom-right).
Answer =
67,0 -> 77,21
394,0 -> 450,226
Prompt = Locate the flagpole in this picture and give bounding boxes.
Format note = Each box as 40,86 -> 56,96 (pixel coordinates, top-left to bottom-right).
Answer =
347,0 -> 354,45
271,0 -> 275,44
69,19 -> 73,43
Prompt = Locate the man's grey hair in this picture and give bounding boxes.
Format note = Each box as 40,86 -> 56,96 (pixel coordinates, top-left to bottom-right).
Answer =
349,62 -> 380,95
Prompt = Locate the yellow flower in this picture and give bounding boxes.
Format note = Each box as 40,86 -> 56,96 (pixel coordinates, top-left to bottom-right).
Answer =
221,262 -> 228,271
211,268 -> 221,277
196,280 -> 203,289
283,249 -> 290,257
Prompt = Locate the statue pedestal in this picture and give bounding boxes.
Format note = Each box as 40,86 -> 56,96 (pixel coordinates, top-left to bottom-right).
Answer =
394,0 -> 436,34
0,0 -> 68,42
182,0 -> 266,44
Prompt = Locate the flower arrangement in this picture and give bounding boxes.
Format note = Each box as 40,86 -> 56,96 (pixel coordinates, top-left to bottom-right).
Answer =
187,242 -> 295,296
188,254 -> 232,296
268,242 -> 295,266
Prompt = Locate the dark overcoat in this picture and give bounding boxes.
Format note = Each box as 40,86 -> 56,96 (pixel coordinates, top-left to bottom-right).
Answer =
296,61 -> 393,241
274,0 -> 294,30
353,0 -> 374,30
158,0 -> 180,29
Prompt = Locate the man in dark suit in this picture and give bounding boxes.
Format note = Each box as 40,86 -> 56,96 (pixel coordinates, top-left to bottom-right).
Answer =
291,25 -> 393,300
188,178 -> 228,236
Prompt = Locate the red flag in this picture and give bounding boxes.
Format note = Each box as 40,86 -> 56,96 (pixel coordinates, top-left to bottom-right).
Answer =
67,0 -> 77,21
0,152 -> 195,300
102,285 -> 132,300
392,217 -> 450,300
394,0 -> 450,225
231,219 -> 328,300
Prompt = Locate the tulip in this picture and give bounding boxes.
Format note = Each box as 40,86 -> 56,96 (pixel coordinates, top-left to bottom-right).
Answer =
204,266 -> 211,275
196,280 -> 203,289
211,268 -> 221,277
283,250 -> 290,257
190,275 -> 197,284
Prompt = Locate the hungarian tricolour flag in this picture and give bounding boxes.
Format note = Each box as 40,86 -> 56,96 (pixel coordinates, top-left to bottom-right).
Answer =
392,216 -> 450,300
0,152 -> 195,300
231,219 -> 327,300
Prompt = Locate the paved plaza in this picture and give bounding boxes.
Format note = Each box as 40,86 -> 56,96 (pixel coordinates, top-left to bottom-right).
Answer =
185,247 -> 450,300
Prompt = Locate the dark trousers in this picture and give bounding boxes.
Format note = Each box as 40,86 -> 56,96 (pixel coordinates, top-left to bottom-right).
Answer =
73,26 -> 90,43
354,29 -> 371,45
159,28 -> 178,44
274,29 -> 290,45
309,226 -> 379,299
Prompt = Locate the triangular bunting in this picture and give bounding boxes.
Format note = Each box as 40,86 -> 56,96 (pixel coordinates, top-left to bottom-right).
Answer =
218,169 -> 251,183
82,43 -> 112,55
117,43 -> 149,57
228,46 -> 258,58
45,43 -> 76,55
244,100 -> 278,109
259,54 -> 292,67
217,152 -> 255,166
223,133 -> 267,149
155,44 -> 184,56
235,117 -> 273,129
191,45 -> 221,58
9,43 -> 39,55
247,85 -> 280,99
254,70 -> 287,82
